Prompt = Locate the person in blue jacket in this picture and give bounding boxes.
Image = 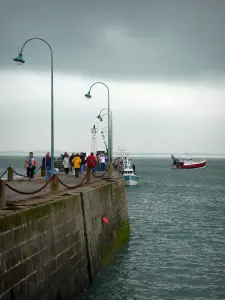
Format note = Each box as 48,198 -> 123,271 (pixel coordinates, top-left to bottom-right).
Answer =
42,152 -> 51,181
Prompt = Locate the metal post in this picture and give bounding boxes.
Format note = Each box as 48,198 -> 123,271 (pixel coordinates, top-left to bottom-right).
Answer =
50,48 -> 54,178
14,38 -> 55,188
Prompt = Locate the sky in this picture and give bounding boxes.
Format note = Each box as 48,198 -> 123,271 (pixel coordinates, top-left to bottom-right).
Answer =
0,0 -> 225,155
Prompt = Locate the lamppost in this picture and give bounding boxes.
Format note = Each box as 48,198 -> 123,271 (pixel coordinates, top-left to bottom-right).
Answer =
85,82 -> 113,177
97,110 -> 112,148
13,37 -> 55,179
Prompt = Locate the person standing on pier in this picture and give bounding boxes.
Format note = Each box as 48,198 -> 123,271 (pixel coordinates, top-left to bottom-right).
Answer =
69,153 -> 75,175
80,152 -> 86,174
87,152 -> 97,173
72,153 -> 81,178
63,153 -> 70,175
100,153 -> 106,171
24,152 -> 36,182
62,152 -> 68,162
42,152 -> 51,182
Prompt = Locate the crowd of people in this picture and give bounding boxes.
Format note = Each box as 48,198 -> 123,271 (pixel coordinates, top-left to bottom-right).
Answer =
23,151 -> 108,182
61,152 -> 108,178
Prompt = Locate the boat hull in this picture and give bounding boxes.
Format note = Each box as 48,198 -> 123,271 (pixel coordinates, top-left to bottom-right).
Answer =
178,161 -> 206,169
123,174 -> 139,186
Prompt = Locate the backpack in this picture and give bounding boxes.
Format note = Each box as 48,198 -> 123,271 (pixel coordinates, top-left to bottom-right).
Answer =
89,158 -> 95,167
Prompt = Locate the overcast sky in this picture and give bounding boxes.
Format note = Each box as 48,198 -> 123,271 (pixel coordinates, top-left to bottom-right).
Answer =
0,0 -> 225,154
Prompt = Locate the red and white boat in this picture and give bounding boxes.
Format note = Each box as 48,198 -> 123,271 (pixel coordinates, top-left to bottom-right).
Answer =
171,154 -> 207,169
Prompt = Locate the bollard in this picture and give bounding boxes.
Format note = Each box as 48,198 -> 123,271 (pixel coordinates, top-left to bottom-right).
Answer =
107,163 -> 113,179
41,165 -> 45,177
0,180 -> 6,208
7,167 -> 13,182
86,167 -> 92,184
51,175 -> 59,193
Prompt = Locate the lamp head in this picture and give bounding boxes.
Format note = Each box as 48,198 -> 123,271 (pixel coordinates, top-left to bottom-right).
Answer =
100,117 -> 103,122
97,114 -> 101,119
13,53 -> 25,65
85,91 -> 91,99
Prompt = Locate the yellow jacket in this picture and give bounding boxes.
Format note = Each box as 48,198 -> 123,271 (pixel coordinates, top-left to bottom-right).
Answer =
72,156 -> 81,169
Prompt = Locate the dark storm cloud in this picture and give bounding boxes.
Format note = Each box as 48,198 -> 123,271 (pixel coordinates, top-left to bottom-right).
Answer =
1,0 -> 225,81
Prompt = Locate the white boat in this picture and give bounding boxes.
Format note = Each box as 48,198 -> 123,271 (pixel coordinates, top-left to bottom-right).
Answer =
113,149 -> 139,186
123,167 -> 139,186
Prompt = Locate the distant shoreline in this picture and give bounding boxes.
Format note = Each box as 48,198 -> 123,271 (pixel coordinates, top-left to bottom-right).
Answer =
0,152 -> 224,158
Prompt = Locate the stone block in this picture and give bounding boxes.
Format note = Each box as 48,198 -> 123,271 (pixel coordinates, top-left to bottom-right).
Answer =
13,278 -> 27,299
81,192 -> 90,212
71,230 -> 81,245
2,243 -> 23,271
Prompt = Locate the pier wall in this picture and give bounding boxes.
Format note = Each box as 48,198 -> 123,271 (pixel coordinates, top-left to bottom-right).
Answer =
0,177 -> 129,300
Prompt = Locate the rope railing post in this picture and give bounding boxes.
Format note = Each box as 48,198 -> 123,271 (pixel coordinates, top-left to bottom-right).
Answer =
51,175 -> 59,193
7,167 -> 13,182
0,179 -> 6,207
41,165 -> 44,177
86,168 -> 92,184
107,163 -> 113,178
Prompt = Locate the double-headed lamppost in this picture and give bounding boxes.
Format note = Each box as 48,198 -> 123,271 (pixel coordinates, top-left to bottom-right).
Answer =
97,110 -> 113,161
13,38 -> 55,179
85,82 -> 113,177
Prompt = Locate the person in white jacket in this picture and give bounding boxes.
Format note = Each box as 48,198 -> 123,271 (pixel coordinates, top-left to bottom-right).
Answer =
63,154 -> 70,175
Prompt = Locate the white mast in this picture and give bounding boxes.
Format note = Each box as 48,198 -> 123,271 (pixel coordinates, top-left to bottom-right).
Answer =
91,125 -> 98,154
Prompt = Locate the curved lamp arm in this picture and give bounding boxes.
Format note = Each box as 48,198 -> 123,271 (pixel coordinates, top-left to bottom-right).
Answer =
99,113 -> 112,122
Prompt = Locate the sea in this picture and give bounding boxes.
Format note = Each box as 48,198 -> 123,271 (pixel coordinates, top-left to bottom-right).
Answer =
1,155 -> 225,299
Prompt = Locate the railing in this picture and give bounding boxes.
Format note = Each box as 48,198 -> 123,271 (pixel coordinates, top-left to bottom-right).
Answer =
0,166 -> 114,207
0,165 -> 42,181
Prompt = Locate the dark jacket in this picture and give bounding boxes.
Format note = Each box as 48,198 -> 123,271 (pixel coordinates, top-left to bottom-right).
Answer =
80,155 -> 86,165
42,156 -> 51,168
69,155 -> 75,164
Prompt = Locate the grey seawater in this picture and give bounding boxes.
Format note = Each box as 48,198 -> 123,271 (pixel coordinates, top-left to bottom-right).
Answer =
0,155 -> 43,179
82,158 -> 225,300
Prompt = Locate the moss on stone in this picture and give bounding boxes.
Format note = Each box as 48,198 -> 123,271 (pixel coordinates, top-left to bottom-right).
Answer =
0,212 -> 23,232
101,221 -> 130,266
0,195 -> 81,232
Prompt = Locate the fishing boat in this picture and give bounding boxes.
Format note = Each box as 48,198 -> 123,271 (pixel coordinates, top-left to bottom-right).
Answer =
171,154 -> 207,169
113,149 -> 139,186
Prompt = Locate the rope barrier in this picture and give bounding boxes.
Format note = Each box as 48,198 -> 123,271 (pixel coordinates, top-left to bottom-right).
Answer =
5,176 -> 53,195
0,168 -> 8,179
2,166 -> 119,197
92,170 -> 107,178
58,172 -> 88,189
13,165 -> 42,177
12,170 -> 26,177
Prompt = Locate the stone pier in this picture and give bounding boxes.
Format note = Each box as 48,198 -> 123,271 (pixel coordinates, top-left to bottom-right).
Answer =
0,176 -> 129,299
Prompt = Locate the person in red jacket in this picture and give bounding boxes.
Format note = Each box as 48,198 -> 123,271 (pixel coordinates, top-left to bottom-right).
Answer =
86,152 -> 97,172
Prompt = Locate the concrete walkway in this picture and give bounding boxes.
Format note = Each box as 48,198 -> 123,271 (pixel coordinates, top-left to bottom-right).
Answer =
1,171 -> 121,210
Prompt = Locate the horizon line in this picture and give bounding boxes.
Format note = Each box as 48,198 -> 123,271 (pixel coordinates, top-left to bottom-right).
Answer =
0,150 -> 224,157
